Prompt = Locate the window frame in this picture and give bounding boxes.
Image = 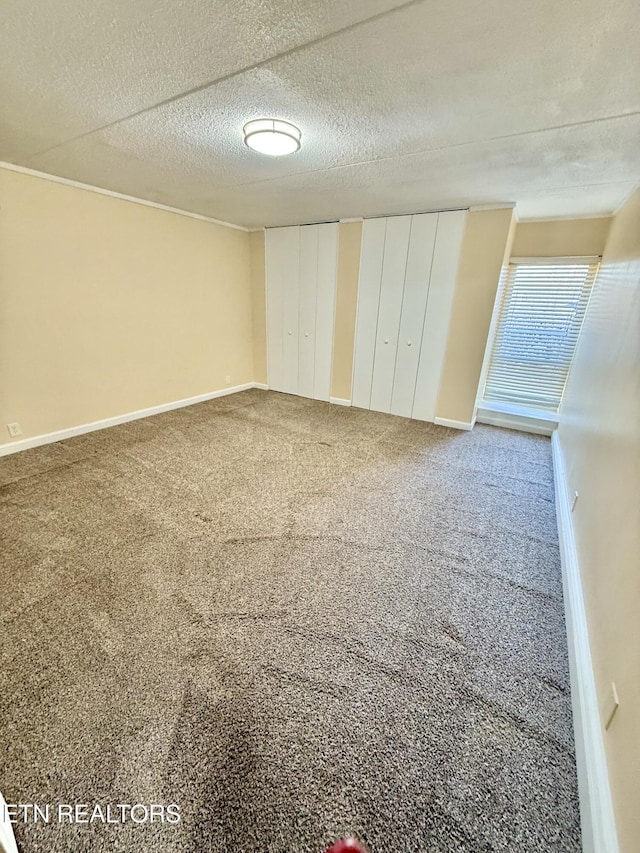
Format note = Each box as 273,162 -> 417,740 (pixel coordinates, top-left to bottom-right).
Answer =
476,255 -> 600,422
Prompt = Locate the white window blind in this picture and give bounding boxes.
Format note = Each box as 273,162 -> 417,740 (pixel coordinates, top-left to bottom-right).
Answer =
482,257 -> 599,413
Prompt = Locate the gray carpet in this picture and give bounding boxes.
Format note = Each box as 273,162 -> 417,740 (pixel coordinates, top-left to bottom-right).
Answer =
0,389 -> 581,852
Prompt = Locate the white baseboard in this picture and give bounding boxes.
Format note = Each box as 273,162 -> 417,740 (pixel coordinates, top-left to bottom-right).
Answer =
0,382 -> 260,457
253,382 -> 269,391
329,397 -> 351,407
477,410 -> 555,436
552,432 -> 619,853
434,416 -> 475,431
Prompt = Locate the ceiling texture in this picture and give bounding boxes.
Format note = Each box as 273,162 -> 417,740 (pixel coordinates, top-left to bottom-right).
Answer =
1,0 -> 639,227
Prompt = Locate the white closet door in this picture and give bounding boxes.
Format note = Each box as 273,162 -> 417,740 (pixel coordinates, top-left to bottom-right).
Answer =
266,226 -> 300,395
351,218 -> 387,409
370,215 -> 412,413
390,213 -> 438,417
298,225 -> 319,399
265,227 -> 287,392
412,210 -> 467,421
314,222 -> 339,401
281,227 -> 301,395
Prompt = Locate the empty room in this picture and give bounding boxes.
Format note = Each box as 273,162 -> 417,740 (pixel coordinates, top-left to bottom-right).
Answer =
1,2 -> 638,852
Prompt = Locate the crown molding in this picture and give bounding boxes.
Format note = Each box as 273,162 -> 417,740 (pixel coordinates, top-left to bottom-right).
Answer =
0,161 -> 249,232
469,202 -> 517,211
516,211 -> 615,223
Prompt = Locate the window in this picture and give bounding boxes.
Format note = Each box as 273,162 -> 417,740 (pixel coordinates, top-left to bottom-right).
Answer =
481,257 -> 599,414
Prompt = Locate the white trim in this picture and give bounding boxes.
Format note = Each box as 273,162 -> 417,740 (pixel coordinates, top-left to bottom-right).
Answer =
0,162 -> 249,232
0,383 -> 260,457
476,409 -> 556,436
469,202 -> 517,211
329,397 -> 351,406
253,382 -> 269,391
434,416 -> 475,431
0,790 -> 19,853
264,219 -> 339,230
478,399 -> 560,421
510,255 -> 601,265
474,260 -> 511,414
552,433 -> 619,853
516,212 -> 615,223
339,217 -> 364,223
362,206 -> 469,221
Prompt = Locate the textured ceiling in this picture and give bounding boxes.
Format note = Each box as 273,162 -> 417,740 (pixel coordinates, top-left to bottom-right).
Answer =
1,0 -> 639,227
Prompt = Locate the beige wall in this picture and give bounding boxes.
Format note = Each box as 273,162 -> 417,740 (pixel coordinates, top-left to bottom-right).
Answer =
331,221 -> 362,401
512,217 -> 611,258
436,208 -> 516,424
0,168 -> 254,443
249,229 -> 267,385
557,189 -> 640,853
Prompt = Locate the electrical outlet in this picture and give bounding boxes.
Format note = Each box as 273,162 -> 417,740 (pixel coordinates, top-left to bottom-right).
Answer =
602,682 -> 619,730
225,375 -> 231,385
571,491 -> 579,512
7,422 -> 22,437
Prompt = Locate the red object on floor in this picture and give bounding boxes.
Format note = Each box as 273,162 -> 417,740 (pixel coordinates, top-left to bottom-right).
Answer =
325,840 -> 368,853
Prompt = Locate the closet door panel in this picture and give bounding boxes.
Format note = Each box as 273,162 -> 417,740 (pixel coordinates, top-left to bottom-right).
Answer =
390,213 -> 438,417
412,210 -> 467,421
298,225 -> 319,399
265,227 -> 289,393
280,226 -> 301,395
314,222 -> 339,401
370,215 -> 412,413
351,217 -> 387,409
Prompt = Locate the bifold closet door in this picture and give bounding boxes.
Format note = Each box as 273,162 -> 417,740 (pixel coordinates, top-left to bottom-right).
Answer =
265,226 -> 300,394
369,215 -> 412,413
298,225 -> 319,399
412,210 -> 467,422
390,213 -> 438,417
297,222 -> 339,401
352,209 -> 467,422
313,223 -> 339,401
351,217 -> 387,409
266,222 -> 338,401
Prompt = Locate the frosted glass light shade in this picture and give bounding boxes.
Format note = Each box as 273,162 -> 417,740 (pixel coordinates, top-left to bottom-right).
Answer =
243,119 -> 301,156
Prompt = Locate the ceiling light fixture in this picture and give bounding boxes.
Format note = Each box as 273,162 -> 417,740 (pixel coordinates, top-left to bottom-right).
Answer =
243,118 -> 301,156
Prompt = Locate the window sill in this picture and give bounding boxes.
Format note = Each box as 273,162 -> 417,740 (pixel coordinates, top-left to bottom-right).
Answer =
476,401 -> 558,436
479,400 -> 559,422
